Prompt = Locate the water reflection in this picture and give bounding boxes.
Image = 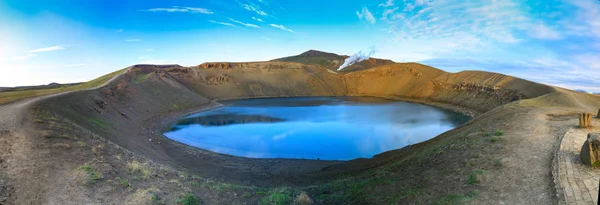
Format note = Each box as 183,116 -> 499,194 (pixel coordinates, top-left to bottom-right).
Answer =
164,97 -> 470,160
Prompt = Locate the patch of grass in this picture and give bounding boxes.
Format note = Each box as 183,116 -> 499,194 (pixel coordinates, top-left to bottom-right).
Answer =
489,136 -> 501,143
483,132 -> 491,137
243,193 -> 252,198
90,172 -> 101,182
592,161 -> 600,168
116,177 -> 130,187
76,141 -> 87,147
134,73 -> 151,83
127,161 -> 151,179
80,165 -> 92,172
177,194 -> 200,205
433,194 -> 474,205
467,170 -> 486,185
260,191 -> 291,205
494,130 -> 504,136
150,193 -> 161,204
79,165 -> 102,184
493,158 -> 502,167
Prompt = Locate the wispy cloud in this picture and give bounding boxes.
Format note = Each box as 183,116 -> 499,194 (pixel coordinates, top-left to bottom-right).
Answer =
116,28 -> 123,33
356,7 -> 376,24
64,63 -> 85,67
11,54 -> 37,60
381,7 -> 398,20
252,17 -> 264,22
144,6 -> 213,14
529,24 -> 561,40
28,45 -> 65,53
125,39 -> 141,42
229,18 -> 260,28
269,24 -> 294,33
379,0 -> 394,7
209,20 -> 237,27
242,3 -> 267,16
564,1 -> 600,37
572,53 -> 600,70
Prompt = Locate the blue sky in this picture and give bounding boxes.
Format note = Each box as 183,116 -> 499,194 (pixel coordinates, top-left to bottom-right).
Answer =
0,0 -> 599,92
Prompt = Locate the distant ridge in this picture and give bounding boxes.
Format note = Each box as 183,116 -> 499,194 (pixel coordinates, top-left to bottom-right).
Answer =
271,49 -> 395,72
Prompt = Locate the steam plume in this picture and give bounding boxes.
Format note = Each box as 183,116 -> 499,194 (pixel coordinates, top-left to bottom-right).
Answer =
338,47 -> 376,71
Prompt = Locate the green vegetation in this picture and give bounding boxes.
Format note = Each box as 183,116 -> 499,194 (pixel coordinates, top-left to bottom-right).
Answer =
80,165 -> 92,172
127,161 -> 152,179
115,177 -> 130,187
260,189 -> 291,205
150,193 -> 161,204
0,68 -> 126,104
467,170 -> 486,185
494,130 -> 504,136
489,136 -> 500,143
177,194 -> 200,205
433,193 -> 475,205
493,158 -> 502,167
76,141 -> 87,147
483,132 -> 491,137
134,73 -> 151,83
80,165 -> 101,184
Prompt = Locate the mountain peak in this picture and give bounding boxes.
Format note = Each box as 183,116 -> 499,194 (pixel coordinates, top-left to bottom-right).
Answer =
297,50 -> 340,57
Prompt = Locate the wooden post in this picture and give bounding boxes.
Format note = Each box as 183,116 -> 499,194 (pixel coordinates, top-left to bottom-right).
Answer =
597,109 -> 600,119
580,113 -> 593,128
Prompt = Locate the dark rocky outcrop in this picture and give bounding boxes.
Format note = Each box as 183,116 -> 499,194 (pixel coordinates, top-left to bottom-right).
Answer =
580,133 -> 600,167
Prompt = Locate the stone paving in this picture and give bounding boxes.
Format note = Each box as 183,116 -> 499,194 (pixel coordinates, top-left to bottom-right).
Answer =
557,120 -> 600,205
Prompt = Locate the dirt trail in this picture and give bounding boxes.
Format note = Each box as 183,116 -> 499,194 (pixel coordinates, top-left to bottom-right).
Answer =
0,71 -> 125,204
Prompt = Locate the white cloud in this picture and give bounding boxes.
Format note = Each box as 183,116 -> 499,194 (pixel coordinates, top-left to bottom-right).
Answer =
125,39 -> 141,42
11,54 -> 37,60
28,45 -> 65,53
146,49 -> 154,52
229,18 -> 260,28
356,7 -> 376,24
379,0 -> 394,7
529,24 -> 562,40
572,53 -> 600,70
564,1 -> 600,37
269,24 -> 294,33
381,7 -> 398,20
242,4 -> 267,16
145,7 -> 213,14
116,28 -> 124,33
210,20 -> 237,27
252,17 -> 264,22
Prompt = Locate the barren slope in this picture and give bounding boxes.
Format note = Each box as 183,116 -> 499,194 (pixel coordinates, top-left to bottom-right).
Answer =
2,57 -> 600,204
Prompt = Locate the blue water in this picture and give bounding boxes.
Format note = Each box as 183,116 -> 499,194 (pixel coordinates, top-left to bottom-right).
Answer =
164,97 -> 470,160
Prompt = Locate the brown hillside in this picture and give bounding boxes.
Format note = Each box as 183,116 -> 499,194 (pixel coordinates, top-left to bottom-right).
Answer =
12,57 -> 600,204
